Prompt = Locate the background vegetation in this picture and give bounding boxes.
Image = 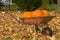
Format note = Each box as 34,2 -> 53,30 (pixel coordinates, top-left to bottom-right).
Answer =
12,0 -> 57,11
0,0 -> 57,11
12,0 -> 42,11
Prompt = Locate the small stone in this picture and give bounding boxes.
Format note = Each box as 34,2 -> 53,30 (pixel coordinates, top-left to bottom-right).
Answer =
2,12 -> 5,14
18,11 -> 21,13
33,33 -> 36,35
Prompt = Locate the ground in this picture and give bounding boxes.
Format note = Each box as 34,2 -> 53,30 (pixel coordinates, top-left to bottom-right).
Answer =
0,11 -> 60,40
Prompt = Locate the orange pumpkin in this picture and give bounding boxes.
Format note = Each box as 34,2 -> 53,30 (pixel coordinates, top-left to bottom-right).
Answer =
21,12 -> 33,18
42,10 -> 50,16
32,10 -> 43,17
